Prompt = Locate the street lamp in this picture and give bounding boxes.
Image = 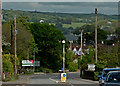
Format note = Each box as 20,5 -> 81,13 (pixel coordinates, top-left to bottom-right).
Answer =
62,40 -> 65,73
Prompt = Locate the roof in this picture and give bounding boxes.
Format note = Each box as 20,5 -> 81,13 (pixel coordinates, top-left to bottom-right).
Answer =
70,43 -> 89,51
103,68 -> 120,71
65,35 -> 79,41
108,71 -> 120,74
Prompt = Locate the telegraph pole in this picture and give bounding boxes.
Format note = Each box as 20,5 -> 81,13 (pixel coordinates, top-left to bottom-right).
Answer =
0,0 -> 3,83
11,25 -> 13,55
80,30 -> 83,61
95,8 -> 98,63
14,15 -> 17,79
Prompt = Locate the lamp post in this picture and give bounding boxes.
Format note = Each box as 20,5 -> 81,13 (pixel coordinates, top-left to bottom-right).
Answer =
62,40 -> 65,73
80,30 -> 83,77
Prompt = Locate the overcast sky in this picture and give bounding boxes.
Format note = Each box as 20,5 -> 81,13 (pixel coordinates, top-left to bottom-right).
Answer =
2,0 -> 120,2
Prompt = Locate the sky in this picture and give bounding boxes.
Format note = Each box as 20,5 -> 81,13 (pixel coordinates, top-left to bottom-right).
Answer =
2,0 -> 120,2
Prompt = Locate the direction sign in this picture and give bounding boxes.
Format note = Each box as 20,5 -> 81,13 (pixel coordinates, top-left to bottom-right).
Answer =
34,61 -> 40,66
22,60 -> 34,66
22,60 -> 40,66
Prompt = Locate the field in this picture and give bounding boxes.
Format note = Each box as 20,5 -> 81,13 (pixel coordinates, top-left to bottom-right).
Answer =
63,22 -> 86,29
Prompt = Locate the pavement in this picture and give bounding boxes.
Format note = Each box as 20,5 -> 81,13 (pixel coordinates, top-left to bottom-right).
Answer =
2,74 -> 35,84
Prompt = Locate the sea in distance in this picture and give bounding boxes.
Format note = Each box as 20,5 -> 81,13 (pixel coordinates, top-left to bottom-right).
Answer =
2,2 -> 119,15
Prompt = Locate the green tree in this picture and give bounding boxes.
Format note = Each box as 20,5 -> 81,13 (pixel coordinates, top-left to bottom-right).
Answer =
66,49 -> 77,71
81,46 -> 95,69
30,23 -> 65,71
2,16 -> 35,61
74,24 -> 108,45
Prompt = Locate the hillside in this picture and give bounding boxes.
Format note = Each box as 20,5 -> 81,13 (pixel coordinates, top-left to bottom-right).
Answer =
2,10 -> 118,35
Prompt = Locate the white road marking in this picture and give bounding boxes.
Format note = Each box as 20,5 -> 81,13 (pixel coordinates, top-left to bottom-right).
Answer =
49,76 -> 59,83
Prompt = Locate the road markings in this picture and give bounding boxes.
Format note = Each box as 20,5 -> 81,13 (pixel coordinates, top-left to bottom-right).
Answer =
49,76 -> 59,83
16,85 -> 19,86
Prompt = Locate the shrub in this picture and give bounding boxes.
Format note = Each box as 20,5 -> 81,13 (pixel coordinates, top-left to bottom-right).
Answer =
94,71 -> 99,81
68,62 -> 78,72
3,54 -> 20,81
43,68 -> 53,73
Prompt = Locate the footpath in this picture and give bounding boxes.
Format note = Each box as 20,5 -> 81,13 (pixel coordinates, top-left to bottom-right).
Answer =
2,74 -> 35,84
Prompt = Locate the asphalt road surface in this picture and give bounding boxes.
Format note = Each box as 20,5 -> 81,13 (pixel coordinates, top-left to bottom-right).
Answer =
2,72 -> 99,86
29,72 -> 99,85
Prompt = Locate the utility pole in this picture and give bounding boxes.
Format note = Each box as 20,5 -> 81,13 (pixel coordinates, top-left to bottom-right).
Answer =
27,48 -> 29,60
80,30 -> 83,77
95,8 -> 98,63
0,0 -> 3,83
10,25 -> 13,55
14,15 -> 17,79
80,30 -> 83,61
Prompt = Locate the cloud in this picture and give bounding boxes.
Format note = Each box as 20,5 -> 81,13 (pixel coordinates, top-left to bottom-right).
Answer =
2,0 -> 120,2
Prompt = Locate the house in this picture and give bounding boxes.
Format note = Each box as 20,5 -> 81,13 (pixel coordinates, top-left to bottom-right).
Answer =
69,43 -> 89,59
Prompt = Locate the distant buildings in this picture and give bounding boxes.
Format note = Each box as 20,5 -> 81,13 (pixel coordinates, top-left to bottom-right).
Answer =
69,43 -> 89,58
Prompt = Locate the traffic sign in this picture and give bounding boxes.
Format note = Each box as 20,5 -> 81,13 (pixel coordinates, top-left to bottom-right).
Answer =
88,64 -> 95,71
61,73 -> 66,82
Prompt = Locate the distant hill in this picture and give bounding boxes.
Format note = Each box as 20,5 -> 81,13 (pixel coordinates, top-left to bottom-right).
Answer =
2,10 -> 118,35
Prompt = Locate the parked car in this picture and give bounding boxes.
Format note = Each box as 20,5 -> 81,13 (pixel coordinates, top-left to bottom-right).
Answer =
97,68 -> 120,86
103,71 -> 120,86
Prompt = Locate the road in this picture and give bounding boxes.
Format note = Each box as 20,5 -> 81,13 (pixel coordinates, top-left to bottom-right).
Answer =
29,72 -> 99,85
2,72 -> 99,86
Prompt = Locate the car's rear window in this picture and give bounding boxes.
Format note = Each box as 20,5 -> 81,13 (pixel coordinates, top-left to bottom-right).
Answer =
103,69 -> 120,77
107,73 -> 120,83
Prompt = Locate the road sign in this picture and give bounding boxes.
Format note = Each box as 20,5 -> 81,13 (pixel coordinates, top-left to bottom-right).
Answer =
34,61 -> 40,66
61,73 -> 66,82
22,60 -> 34,66
22,60 -> 40,66
88,64 -> 95,71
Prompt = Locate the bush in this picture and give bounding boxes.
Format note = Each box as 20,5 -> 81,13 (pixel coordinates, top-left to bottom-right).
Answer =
21,69 -> 34,74
43,68 -> 53,73
3,54 -> 15,81
94,71 -> 99,81
68,62 -> 78,72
